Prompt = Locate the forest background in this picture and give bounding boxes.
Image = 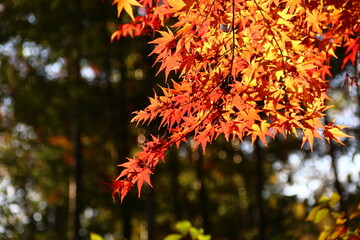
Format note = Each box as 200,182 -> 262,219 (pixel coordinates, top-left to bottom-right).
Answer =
0,0 -> 359,240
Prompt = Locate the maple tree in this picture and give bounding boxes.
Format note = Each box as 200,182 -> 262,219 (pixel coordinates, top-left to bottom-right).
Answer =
109,0 -> 359,201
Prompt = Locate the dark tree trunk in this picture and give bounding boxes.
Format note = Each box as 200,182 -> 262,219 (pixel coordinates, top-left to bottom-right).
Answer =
67,0 -> 83,238
146,188 -> 156,240
328,142 -> 346,209
196,149 -> 209,232
254,139 -> 265,240
68,46 -> 82,240
168,150 -> 182,220
117,62 -> 133,239
69,111 -> 82,240
325,115 -> 346,211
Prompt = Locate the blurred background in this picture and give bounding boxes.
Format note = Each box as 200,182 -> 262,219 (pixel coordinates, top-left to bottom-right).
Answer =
0,0 -> 359,239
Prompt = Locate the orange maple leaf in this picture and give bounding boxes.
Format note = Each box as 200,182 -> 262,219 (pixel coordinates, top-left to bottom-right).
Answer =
149,28 -> 174,50
301,128 -> 321,151
324,121 -> 352,145
168,0 -> 186,11
107,180 -> 133,203
112,0 -> 142,20
136,168 -> 153,197
341,37 -> 359,68
251,121 -> 272,145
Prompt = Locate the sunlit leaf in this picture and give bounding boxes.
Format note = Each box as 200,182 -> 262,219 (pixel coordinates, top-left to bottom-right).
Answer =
314,208 -> 329,223
112,0 -> 142,20
306,205 -> 321,222
318,231 -> 330,240
163,234 -> 183,240
329,192 -> 341,208
90,233 -> 104,240
335,217 -> 347,225
350,211 -> 360,220
175,221 -> 191,235
319,194 -> 329,203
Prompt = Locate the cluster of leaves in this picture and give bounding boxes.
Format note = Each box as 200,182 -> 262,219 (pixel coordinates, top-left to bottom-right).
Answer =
307,193 -> 360,240
164,221 -> 211,240
109,0 -> 359,201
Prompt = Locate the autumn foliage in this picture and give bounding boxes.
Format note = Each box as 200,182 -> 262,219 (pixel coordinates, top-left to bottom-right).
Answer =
110,0 -> 359,201
306,193 -> 360,240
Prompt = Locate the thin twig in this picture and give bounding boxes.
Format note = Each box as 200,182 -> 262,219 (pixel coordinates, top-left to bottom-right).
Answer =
253,0 -> 287,75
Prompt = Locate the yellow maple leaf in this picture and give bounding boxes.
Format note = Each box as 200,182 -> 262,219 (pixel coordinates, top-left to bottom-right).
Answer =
113,0 -> 142,20
168,0 -> 186,11
324,124 -> 352,145
277,7 -> 294,20
251,121 -> 271,145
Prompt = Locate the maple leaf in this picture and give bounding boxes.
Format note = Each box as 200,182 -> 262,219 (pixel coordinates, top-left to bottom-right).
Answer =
149,28 -> 174,48
149,28 -> 179,78
117,157 -> 140,179
136,168 -> 153,197
112,0 -> 142,20
251,121 -> 272,145
111,30 -> 121,42
341,37 -> 359,68
301,128 -> 322,151
193,123 -> 215,154
167,0 -> 186,12
324,121 -> 352,145
107,180 -> 133,203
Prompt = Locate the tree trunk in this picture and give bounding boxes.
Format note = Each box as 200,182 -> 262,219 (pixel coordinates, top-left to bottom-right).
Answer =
117,63 -> 133,240
254,139 -> 265,240
168,150 -> 182,220
69,102 -> 82,240
196,149 -> 209,232
67,52 -> 82,240
67,0 -> 82,238
325,115 -> 346,211
146,188 -> 155,240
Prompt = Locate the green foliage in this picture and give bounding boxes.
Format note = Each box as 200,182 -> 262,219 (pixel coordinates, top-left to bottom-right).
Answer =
307,193 -> 360,240
164,221 -> 211,240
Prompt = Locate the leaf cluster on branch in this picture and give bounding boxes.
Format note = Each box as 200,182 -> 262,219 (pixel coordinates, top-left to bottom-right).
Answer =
307,193 -> 360,240
109,0 -> 359,201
